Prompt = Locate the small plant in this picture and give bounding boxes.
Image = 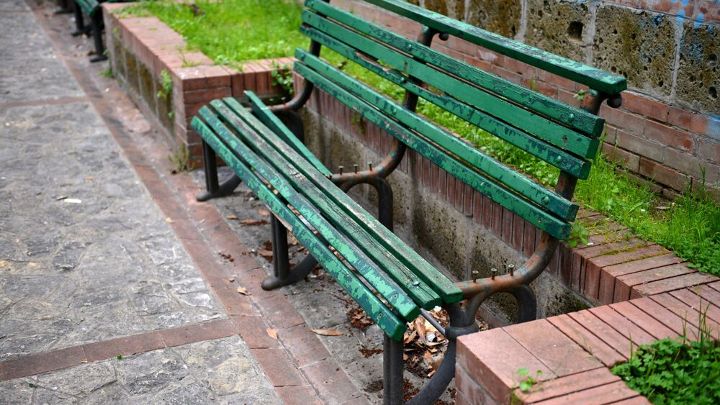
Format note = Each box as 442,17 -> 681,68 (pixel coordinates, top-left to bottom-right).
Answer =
567,222 -> 589,248
116,354 -> 124,360
271,62 -> 294,97
573,89 -> 588,102
169,144 -> 191,174
517,368 -> 542,393
100,66 -> 114,78
156,70 -> 172,100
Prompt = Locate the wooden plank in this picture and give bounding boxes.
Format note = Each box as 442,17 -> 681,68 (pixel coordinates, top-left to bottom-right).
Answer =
305,0 -> 604,137
300,13 -> 600,159
245,91 -> 332,177
191,118 -> 407,340
212,99 -> 443,309
297,50 -> 578,220
295,61 -> 572,239
197,107 -> 422,321
356,0 -> 627,94
301,27 -> 592,179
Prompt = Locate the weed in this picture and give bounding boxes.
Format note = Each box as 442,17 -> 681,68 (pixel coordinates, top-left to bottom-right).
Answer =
169,144 -> 190,174
100,66 -> 114,79
613,306 -> 720,404
116,354 -> 124,360
567,222 -> 589,248
156,70 -> 172,100
517,368 -> 542,393
271,62 -> 294,98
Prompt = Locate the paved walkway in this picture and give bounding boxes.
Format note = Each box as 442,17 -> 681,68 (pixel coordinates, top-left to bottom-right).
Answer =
0,1 -> 277,403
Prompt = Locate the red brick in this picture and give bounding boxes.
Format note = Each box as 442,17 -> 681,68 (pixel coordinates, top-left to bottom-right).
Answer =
602,107 -> 644,136
275,386 -> 323,405
612,397 -> 653,405
644,120 -> 695,152
585,244 -> 669,300
183,87 -> 231,104
638,158 -> 691,192
502,207 -> 513,243
687,284 -> 720,310
547,314 -> 625,367
568,310 -> 632,360
588,307 -> 656,346
602,143 -> 640,172
662,148 -> 707,179
0,345 -> 86,381
84,331 -> 165,362
300,359 -> 362,403
504,319 -> 602,376
463,183 -> 473,216
512,213 -> 525,251
160,319 -> 237,347
650,294 -> 720,338
251,348 -> 306,387
615,130 -> 664,162
523,220 -> 537,257
609,301 -> 678,340
633,272 -> 717,298
232,315 -> 281,349
278,324 -> 331,367
667,106 -> 708,134
457,328 -> 555,403
491,201 -> 503,236
669,289 -> 720,325
615,263 -> 693,301
599,254 -> 684,304
254,292 -> 306,329
630,297 -> 700,337
537,381 -> 642,405
621,91 -> 669,122
514,367 -> 619,404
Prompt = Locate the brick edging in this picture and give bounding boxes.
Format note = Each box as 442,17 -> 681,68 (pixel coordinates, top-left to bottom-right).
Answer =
456,282 -> 720,404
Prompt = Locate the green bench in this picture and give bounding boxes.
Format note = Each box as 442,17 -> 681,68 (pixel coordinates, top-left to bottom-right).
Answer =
72,0 -> 121,62
192,0 -> 626,403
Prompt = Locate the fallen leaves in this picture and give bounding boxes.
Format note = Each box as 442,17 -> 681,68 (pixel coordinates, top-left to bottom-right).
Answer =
266,328 -> 278,339
236,287 -> 249,295
218,252 -> 234,263
311,328 -> 343,336
240,219 -> 268,226
348,307 -> 373,330
403,308 -> 450,378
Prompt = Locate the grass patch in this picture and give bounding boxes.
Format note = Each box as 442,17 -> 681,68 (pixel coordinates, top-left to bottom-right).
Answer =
612,310 -> 720,404
116,0 -> 306,70
118,2 -> 720,273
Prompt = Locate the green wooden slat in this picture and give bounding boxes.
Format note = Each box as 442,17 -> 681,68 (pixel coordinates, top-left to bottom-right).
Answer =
305,0 -> 603,137
300,28 -> 591,179
301,11 -> 599,159
192,118 -> 407,340
210,99 -> 442,310
197,106 -> 421,321
295,62 -> 572,239
221,99 -> 464,304
75,0 -> 100,15
297,51 -> 578,221
245,92 -> 332,177
350,0 -> 627,94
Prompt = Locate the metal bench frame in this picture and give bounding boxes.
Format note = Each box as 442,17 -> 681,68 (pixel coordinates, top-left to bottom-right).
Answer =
194,1 -> 626,403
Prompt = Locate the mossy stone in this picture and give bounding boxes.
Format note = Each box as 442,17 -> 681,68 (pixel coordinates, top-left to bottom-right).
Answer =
466,0 -> 521,38
593,6 -> 675,96
526,0 -> 589,61
676,22 -> 719,114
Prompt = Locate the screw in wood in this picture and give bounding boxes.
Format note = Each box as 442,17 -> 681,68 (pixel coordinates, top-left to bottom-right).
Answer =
353,164 -> 358,173
491,268 -> 497,280
338,165 -> 344,175
471,270 -> 479,283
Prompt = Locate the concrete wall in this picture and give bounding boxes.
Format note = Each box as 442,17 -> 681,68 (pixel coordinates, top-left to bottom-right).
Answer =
331,0 -> 720,199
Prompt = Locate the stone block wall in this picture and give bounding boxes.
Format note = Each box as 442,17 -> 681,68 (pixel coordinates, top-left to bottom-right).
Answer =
332,0 -> 720,200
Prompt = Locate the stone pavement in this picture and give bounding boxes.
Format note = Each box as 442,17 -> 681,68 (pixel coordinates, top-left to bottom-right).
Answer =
0,1 -> 278,402
0,1 -> 450,403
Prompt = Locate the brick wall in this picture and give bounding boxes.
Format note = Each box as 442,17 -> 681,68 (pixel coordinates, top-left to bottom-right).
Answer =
330,0 -> 720,200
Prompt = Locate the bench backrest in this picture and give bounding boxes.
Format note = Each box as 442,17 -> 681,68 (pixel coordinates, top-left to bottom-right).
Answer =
294,0 -> 626,240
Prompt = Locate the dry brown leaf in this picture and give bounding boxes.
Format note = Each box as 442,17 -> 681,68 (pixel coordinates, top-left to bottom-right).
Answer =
236,287 -> 249,295
228,277 -> 235,283
311,328 -> 343,336
240,219 -> 268,226
414,318 -> 426,339
257,208 -> 271,217
266,328 -> 278,339
226,214 -> 239,220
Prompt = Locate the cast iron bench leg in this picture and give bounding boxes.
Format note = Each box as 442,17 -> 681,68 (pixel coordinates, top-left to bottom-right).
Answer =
262,216 -> 317,290
196,140 -> 242,202
89,12 -> 107,63
55,0 -> 73,14
383,335 -> 404,405
71,5 -> 87,37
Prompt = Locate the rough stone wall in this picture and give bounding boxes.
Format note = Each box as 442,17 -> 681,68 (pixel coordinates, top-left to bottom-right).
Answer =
331,0 -> 720,200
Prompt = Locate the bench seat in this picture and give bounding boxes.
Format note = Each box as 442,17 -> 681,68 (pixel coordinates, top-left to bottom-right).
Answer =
193,94 -> 464,340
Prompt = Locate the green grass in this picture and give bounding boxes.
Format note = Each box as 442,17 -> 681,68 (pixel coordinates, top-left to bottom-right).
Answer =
119,2 -> 720,274
116,0 -> 306,70
612,311 -> 720,405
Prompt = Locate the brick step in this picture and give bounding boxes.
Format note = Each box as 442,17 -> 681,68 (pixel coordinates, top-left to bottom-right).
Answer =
456,282 -> 720,404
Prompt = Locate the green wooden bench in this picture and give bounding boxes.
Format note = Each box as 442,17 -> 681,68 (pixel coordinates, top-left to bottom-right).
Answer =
72,0 -> 121,62
192,0 -> 626,403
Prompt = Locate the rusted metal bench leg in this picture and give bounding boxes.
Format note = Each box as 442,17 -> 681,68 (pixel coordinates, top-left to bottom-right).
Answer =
197,140 -> 242,201
55,0 -> 73,14
89,11 -> 107,63
383,335 -> 404,405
